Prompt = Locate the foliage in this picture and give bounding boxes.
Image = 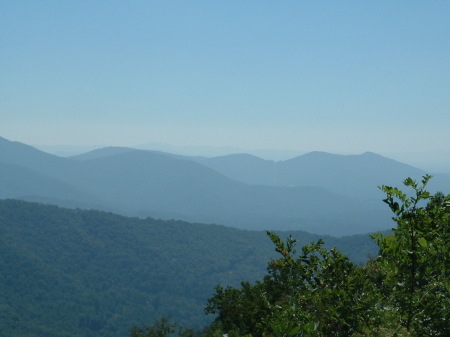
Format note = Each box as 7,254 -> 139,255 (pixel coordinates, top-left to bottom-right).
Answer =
373,175 -> 450,335
202,176 -> 450,337
205,233 -> 380,337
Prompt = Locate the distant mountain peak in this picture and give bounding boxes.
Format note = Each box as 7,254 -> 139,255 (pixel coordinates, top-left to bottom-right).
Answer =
361,151 -> 382,157
68,146 -> 137,161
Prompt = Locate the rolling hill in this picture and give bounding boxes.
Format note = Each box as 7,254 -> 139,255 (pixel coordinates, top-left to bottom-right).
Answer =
191,151 -> 431,198
2,136 -> 448,235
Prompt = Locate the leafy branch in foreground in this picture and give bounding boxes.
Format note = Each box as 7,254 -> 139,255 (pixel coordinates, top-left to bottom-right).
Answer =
373,175 -> 450,335
205,233 -> 380,337
132,176 -> 450,337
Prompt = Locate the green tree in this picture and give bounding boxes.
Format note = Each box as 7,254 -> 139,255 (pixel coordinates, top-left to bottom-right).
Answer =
205,176 -> 449,336
206,233 -> 378,336
373,175 -> 450,336
131,176 -> 450,337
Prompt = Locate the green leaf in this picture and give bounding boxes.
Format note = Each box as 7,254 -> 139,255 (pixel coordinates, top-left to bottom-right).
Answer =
418,237 -> 428,247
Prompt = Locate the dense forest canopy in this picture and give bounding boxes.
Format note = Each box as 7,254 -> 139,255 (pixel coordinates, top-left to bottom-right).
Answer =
0,198 -> 376,337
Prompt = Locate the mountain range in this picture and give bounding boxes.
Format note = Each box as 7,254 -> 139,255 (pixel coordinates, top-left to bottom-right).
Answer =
1,136 -> 449,236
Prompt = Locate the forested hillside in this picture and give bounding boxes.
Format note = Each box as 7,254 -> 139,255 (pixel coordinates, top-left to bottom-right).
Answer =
0,199 -> 378,337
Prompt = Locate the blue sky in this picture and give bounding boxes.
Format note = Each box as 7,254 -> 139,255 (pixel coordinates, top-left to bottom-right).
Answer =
1,1 -> 449,167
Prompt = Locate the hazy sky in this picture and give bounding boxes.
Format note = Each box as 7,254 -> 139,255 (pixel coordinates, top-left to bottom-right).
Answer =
1,1 -> 449,164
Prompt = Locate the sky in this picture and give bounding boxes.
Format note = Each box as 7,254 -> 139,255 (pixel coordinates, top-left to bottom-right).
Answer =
1,1 -> 449,169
